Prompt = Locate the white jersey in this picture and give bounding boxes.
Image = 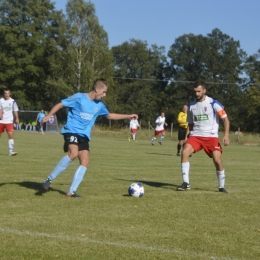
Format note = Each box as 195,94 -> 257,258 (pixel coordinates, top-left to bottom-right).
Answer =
188,96 -> 227,138
130,119 -> 139,129
155,116 -> 166,131
0,97 -> 19,124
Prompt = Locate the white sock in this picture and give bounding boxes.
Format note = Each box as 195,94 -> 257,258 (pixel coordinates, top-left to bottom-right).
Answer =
181,162 -> 190,183
152,137 -> 156,142
8,139 -> 14,153
216,170 -> 225,188
159,135 -> 165,142
132,134 -> 136,140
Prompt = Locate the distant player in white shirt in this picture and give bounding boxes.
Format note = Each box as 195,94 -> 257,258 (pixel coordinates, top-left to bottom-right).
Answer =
177,81 -> 230,193
129,116 -> 140,141
151,112 -> 168,145
0,88 -> 20,156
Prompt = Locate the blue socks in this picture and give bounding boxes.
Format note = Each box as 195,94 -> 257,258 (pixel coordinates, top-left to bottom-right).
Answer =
67,165 -> 87,195
48,155 -> 72,180
47,156 -> 87,195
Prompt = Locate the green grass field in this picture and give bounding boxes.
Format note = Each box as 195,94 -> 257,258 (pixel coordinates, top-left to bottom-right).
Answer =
0,130 -> 259,260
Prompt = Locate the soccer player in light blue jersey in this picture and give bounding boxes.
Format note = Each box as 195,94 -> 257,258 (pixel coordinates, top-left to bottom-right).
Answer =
41,78 -> 138,198
36,109 -> 45,135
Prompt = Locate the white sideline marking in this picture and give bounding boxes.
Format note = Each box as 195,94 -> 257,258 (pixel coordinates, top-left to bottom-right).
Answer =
0,227 -> 238,260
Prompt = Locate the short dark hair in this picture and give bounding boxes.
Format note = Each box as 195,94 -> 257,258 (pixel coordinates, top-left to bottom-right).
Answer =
193,81 -> 206,89
3,88 -> 10,93
92,78 -> 108,90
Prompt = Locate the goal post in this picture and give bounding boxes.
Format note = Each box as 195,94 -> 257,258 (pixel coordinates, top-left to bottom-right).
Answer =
17,110 -> 59,133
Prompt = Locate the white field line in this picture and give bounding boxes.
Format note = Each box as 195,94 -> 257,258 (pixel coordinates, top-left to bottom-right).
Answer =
0,227 -> 238,260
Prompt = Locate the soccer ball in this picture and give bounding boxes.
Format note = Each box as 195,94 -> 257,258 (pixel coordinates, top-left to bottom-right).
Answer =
128,183 -> 144,198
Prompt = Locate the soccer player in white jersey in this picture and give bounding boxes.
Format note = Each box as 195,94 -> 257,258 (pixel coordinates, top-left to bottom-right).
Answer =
151,112 -> 168,145
0,89 -> 19,156
177,81 -> 230,193
41,78 -> 138,198
129,116 -> 140,141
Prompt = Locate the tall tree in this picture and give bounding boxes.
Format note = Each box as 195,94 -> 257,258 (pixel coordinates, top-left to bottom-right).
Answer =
167,28 -> 247,130
62,0 -> 113,92
244,49 -> 260,86
112,39 -> 168,125
0,0 -> 67,109
244,50 -> 260,132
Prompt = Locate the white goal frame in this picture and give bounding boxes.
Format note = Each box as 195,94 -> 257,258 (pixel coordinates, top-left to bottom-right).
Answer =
17,110 -> 59,133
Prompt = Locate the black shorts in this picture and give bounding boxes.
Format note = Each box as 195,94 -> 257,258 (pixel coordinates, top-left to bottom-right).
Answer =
37,121 -> 43,127
178,127 -> 187,141
63,134 -> 90,152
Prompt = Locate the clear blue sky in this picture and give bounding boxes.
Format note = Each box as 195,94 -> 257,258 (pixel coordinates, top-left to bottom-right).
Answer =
54,0 -> 260,56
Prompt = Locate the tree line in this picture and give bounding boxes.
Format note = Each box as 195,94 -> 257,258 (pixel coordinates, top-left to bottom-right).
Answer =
0,0 -> 260,132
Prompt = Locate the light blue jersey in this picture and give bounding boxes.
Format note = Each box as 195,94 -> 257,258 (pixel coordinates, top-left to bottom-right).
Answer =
61,93 -> 109,140
37,112 -> 45,123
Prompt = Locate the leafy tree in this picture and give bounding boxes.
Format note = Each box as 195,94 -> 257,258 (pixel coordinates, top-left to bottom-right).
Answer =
111,39 -> 168,126
61,0 -> 113,92
244,50 -> 260,86
167,28 -> 247,130
0,0 -> 67,109
244,50 -> 260,132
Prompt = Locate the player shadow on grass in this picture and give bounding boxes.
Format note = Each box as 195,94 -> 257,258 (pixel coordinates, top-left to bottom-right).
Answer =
117,179 -> 219,194
118,179 -> 178,196
0,181 -> 66,196
116,179 -> 178,189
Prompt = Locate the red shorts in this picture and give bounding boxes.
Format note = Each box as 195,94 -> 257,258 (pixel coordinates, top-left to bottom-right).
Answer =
0,123 -> 14,134
131,128 -> 137,134
154,129 -> 165,136
186,136 -> 222,158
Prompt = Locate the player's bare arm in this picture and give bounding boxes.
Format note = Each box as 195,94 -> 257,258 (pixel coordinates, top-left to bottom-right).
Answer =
185,124 -> 193,140
106,113 -> 138,120
42,102 -> 64,123
222,116 -> 230,146
14,111 -> 19,124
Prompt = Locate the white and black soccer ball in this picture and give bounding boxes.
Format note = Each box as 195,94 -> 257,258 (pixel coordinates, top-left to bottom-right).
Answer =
128,183 -> 144,198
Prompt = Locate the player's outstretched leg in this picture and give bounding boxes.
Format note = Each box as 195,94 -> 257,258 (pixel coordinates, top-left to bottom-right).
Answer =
42,155 -> 72,190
